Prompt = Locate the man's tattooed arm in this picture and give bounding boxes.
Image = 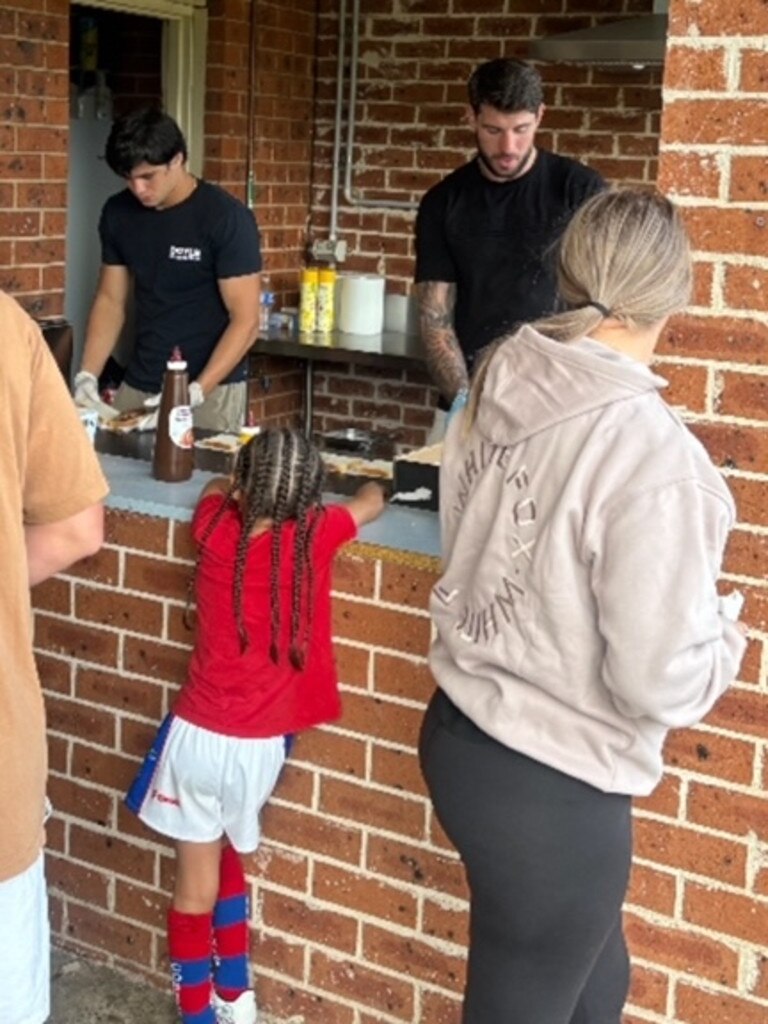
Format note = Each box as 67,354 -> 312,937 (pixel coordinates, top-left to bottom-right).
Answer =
417,280 -> 469,404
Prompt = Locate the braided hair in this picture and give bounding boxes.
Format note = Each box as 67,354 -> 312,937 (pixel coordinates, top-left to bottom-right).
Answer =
188,428 -> 326,669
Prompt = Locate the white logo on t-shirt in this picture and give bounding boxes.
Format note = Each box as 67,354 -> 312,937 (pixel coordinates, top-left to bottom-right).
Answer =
168,245 -> 202,262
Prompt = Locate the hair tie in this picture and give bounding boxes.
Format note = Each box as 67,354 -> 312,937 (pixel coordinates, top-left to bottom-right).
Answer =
585,300 -> 611,318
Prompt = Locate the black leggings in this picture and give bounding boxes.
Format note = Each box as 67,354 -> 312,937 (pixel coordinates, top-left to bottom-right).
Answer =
419,690 -> 633,1024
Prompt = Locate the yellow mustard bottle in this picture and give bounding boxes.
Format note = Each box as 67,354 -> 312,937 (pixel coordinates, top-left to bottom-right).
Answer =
299,267 -> 319,334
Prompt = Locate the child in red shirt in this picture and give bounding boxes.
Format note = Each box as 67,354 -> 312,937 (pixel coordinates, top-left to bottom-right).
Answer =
126,428 -> 385,1024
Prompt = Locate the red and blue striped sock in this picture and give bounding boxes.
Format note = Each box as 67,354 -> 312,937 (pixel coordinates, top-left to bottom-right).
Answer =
212,845 -> 251,1001
167,907 -> 216,1024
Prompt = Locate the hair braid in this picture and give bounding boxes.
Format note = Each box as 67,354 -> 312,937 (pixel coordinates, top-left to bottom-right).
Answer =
225,427 -> 326,667
183,479 -> 239,631
268,430 -> 295,663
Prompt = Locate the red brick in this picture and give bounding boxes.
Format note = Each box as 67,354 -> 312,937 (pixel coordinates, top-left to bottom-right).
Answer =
71,742 -> 138,794
74,666 -> 165,721
624,913 -> 739,986
290,726 -> 367,779
723,528 -> 768,579
664,727 -> 756,785
626,863 -> 677,917
676,982 -> 768,1024
373,651 -> 435,704
685,881 -> 768,945
313,861 -> 418,928
246,842 -> 309,893
69,823 -> 156,885
659,361 -> 708,413
420,990 -> 462,1024
687,781 -> 768,842
334,641 -> 370,688
64,903 -> 153,967
634,818 -> 746,886
31,576 -> 71,615
634,772 -> 682,819
664,44 -> 728,92
320,775 -> 426,840
370,745 -> 428,798
333,597 -> 431,656
47,852 -> 110,908
257,975 -> 354,1024
309,948 -> 415,1020
362,921 -> 466,992
106,510 -> 170,554
422,897 -> 469,948
661,314 -> 768,365
379,560 -> 436,610
34,614 -> 119,667
261,889 -> 358,954
366,836 -> 466,900
628,963 -> 670,1014
333,552 -> 377,598
123,552 -> 192,600
731,475 -> 768,530
724,265 -> 768,316
262,803 -> 363,865
47,773 -> 112,828
688,422 -> 768,475
740,47 -> 768,92
730,155 -> 768,203
683,205 -> 768,257
339,690 -> 423,747
669,0 -> 768,35
122,636 -> 190,686
74,585 -> 165,636
36,651 -> 72,695
115,878 -> 168,933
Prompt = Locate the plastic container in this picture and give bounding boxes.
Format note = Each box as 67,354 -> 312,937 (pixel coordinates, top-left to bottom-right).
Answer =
316,268 -> 337,334
152,347 -> 194,482
299,267 -> 319,334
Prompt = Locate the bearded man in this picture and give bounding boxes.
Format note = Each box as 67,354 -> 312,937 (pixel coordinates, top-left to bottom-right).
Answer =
415,58 -> 605,431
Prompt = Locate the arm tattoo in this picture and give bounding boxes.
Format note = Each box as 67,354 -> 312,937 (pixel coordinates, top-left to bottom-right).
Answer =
417,281 -> 469,404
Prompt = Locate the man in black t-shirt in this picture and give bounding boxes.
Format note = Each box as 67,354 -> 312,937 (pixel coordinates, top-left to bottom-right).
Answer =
74,108 -> 262,432
415,58 -> 605,427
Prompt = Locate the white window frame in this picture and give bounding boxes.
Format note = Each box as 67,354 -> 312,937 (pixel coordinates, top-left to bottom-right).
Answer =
78,0 -> 207,175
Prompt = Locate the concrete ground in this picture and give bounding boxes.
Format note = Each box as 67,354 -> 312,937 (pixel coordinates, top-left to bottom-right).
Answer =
50,948 -> 176,1024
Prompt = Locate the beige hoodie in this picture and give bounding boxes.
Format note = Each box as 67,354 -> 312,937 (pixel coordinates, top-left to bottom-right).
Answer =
430,325 -> 746,796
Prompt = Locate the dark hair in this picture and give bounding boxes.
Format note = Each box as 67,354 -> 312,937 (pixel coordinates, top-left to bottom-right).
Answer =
105,108 -> 187,177
190,428 -> 326,670
467,58 -> 544,115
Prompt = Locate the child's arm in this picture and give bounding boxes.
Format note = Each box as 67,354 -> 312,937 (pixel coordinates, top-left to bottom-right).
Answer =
344,481 -> 386,527
196,475 -> 231,505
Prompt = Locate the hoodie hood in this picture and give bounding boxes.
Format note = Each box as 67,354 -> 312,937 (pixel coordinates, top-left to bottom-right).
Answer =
476,325 -> 667,447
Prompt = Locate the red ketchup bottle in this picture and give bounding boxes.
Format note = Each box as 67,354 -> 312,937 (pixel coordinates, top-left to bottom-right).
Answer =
152,347 -> 194,482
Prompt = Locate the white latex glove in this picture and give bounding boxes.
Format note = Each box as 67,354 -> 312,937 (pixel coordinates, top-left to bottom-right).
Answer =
189,381 -> 205,408
73,370 -> 118,421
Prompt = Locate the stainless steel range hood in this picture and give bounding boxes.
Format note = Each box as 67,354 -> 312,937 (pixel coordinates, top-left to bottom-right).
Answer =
529,6 -> 668,68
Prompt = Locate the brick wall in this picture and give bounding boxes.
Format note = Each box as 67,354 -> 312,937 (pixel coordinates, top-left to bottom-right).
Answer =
0,2 -> 70,316
35,509 -> 460,1023
622,2 -> 768,1021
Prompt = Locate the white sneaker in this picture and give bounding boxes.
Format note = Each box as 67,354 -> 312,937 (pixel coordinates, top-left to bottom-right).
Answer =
213,990 -> 258,1024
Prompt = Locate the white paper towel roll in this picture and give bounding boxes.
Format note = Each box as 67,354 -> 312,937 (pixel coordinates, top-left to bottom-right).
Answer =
338,274 -> 385,335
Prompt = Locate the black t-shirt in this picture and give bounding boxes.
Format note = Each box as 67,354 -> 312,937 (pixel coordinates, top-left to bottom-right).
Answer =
415,151 -> 605,366
99,180 -> 262,391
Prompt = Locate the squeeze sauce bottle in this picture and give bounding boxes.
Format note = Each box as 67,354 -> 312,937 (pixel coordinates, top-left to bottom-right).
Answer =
152,347 -> 194,482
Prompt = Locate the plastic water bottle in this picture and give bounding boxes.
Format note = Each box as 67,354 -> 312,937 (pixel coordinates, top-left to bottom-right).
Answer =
259,274 -> 275,334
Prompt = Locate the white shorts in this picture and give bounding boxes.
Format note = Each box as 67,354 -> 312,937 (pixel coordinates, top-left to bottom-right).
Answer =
125,715 -> 286,853
0,852 -> 50,1024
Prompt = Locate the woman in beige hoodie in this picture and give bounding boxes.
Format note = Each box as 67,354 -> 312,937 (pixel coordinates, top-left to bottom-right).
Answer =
420,189 -> 747,1024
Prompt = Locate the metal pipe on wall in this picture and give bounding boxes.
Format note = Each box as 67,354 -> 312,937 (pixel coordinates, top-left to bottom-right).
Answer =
245,0 -> 258,209
329,0 -> 348,239
341,0 -> 418,213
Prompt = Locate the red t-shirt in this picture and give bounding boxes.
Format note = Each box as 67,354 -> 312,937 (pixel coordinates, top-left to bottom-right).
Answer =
173,496 -> 357,738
